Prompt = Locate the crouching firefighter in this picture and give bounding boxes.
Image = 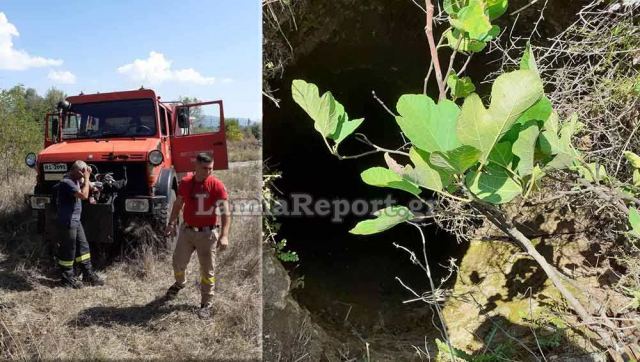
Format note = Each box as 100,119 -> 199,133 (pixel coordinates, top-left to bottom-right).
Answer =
54,160 -> 105,288
164,153 -> 231,319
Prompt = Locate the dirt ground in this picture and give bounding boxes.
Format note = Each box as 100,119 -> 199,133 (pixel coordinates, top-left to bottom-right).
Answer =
0,160 -> 262,360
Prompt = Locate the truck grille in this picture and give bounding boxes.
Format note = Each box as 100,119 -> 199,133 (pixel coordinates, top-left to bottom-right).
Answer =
99,153 -> 145,161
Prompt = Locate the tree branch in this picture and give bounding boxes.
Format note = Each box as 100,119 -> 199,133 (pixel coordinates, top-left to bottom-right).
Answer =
471,201 -> 619,348
425,0 -> 446,100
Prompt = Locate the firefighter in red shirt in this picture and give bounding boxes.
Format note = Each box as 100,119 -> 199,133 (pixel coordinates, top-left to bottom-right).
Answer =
164,152 -> 231,319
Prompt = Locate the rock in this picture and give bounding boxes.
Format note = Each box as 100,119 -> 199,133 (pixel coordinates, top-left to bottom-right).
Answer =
441,239 -> 597,358
263,248 -> 340,361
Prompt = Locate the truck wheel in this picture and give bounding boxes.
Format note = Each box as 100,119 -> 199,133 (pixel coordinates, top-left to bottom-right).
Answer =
155,189 -> 177,249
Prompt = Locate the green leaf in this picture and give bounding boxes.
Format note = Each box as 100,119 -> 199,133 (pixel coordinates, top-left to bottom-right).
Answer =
332,117 -> 364,147
484,25 -> 501,41
500,123 -> 522,144
456,70 -> 543,164
443,0 -> 466,15
623,151 -> 640,169
488,70 -> 544,128
435,338 -> 473,361
629,207 -> 640,238
525,165 -> 545,197
574,162 -> 608,183
466,164 -> 523,204
512,122 -> 540,177
292,79 -> 364,148
544,152 -> 575,171
430,145 -> 482,174
406,147 -> 451,191
350,206 -> 414,235
559,113 -> 583,156
520,42 -> 539,75
384,150 -> 451,192
291,79 -> 339,137
447,73 -> 476,98
538,111 -> 561,155
486,0 -> 508,20
450,0 -> 493,41
395,94 -> 461,153
444,29 -> 487,53
457,94 -> 493,158
488,141 -> 513,169
428,152 -> 456,173
516,96 -> 552,125
361,167 -> 421,196
633,169 -> 640,187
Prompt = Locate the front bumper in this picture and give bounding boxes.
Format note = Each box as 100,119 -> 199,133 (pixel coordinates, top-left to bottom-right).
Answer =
26,194 -> 167,243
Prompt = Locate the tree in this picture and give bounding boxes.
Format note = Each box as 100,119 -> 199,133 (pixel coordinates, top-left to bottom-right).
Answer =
44,88 -> 66,112
0,86 -> 44,178
225,118 -> 244,141
248,122 -> 261,140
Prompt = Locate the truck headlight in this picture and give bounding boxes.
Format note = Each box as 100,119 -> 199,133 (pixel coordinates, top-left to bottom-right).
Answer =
25,153 -> 36,168
125,198 -> 149,212
30,196 -> 50,209
148,150 -> 163,166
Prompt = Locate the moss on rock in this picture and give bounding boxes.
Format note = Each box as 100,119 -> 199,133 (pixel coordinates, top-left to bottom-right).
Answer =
442,239 -> 563,353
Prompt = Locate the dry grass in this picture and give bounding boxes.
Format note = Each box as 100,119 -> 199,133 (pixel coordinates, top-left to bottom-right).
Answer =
0,165 -> 261,360
228,138 -> 261,162
0,172 -> 35,221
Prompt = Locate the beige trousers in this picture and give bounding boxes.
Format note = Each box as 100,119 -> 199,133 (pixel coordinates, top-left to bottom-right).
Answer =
172,226 -> 219,306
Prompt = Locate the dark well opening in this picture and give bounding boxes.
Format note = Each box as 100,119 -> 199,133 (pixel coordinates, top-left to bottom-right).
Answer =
264,0 -> 586,346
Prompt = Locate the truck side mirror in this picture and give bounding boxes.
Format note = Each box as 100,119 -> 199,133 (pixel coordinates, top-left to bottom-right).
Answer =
177,108 -> 190,128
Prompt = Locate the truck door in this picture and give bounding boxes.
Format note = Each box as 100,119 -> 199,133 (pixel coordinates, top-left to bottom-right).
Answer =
171,100 -> 228,172
44,113 -> 60,148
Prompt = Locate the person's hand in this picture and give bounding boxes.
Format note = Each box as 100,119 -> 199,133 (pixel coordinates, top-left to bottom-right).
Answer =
165,222 -> 177,237
217,235 -> 229,251
82,168 -> 91,183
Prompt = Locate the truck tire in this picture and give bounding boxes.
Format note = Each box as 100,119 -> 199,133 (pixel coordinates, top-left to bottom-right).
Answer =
155,188 -> 177,249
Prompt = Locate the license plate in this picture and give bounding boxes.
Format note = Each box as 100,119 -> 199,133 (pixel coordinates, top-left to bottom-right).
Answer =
43,163 -> 67,172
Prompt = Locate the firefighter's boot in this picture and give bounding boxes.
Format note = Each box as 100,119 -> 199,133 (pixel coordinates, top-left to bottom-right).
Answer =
79,262 -> 105,286
61,268 -> 83,289
165,283 -> 184,300
197,303 -> 212,319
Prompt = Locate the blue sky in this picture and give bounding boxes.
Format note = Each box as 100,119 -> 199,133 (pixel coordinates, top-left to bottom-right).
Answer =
0,0 -> 261,120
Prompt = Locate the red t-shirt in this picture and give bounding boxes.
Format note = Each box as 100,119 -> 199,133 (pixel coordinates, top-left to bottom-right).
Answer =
178,174 -> 228,227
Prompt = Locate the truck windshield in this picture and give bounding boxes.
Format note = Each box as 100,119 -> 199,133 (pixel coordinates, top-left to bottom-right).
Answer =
61,99 -> 157,139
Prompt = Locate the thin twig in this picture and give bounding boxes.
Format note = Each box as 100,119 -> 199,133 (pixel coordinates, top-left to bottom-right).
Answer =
443,37 -> 463,96
614,112 -> 640,177
371,91 -> 397,118
509,0 -> 540,16
409,222 -> 455,362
